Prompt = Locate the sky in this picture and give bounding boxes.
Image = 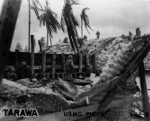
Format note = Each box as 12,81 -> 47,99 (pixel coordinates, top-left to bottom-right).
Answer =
0,0 -> 150,52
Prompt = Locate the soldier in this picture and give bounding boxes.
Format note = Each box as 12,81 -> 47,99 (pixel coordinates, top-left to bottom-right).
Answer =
96,31 -> 100,40
4,67 -> 17,81
65,55 -> 77,81
18,62 -> 30,79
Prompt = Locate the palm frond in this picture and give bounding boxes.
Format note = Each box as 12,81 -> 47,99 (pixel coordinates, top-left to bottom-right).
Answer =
81,7 -> 93,34
62,0 -> 79,53
61,11 -> 66,32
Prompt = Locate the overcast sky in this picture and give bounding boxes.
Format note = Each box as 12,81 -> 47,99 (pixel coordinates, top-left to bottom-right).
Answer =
1,0 -> 150,52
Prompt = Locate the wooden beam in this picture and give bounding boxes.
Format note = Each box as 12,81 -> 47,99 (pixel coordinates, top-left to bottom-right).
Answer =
62,53 -> 65,73
28,0 -> 31,52
139,61 -> 150,121
42,51 -> 46,76
0,0 -> 22,84
31,35 -> 35,76
79,53 -> 83,73
52,53 -> 56,79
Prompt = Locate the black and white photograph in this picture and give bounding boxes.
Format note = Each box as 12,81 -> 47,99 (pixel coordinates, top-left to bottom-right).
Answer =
0,0 -> 150,121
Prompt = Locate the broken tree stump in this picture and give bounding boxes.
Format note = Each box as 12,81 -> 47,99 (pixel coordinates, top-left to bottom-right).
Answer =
0,0 -> 22,84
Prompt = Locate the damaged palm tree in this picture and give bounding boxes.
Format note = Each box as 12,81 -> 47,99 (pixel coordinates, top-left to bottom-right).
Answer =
81,7 -> 93,38
61,0 -> 80,53
31,0 -> 61,46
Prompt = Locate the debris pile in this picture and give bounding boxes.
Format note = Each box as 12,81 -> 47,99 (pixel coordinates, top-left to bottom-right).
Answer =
1,35 -> 150,121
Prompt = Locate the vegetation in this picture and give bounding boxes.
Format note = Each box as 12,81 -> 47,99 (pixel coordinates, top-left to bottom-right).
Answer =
81,7 -> 93,38
61,0 -> 80,53
31,0 -> 61,46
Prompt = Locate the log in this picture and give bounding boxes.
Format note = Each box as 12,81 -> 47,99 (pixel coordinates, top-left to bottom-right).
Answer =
42,51 -> 46,76
79,53 -> 82,73
139,61 -> 150,121
31,35 -> 35,76
52,53 -> 56,79
0,0 -> 22,84
62,53 -> 65,73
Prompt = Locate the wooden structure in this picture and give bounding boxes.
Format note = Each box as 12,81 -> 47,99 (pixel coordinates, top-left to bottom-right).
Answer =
6,51 -> 96,79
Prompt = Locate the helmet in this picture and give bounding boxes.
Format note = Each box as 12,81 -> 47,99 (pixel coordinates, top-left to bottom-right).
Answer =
68,55 -> 73,59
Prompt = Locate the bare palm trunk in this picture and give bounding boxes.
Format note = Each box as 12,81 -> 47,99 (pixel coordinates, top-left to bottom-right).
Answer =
28,0 -> 31,52
50,36 -> 52,46
47,28 -> 49,46
81,17 -> 83,38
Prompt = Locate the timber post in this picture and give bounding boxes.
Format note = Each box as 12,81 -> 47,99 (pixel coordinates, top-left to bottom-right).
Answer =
62,53 -> 65,79
139,61 -> 150,121
79,53 -> 83,73
52,53 -> 56,79
42,51 -> 46,77
31,35 -> 35,76
15,49 -> 19,77
93,54 -> 97,70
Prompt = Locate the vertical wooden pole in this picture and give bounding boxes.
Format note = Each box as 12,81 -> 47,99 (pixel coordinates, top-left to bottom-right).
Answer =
93,54 -> 97,70
0,0 -> 22,84
31,35 -> 35,76
139,61 -> 150,121
15,49 -> 19,77
52,53 -> 56,79
81,16 -> 83,38
47,29 -> 49,46
28,0 -> 31,52
62,53 -> 65,79
79,53 -> 83,73
62,54 -> 65,72
42,51 -> 46,77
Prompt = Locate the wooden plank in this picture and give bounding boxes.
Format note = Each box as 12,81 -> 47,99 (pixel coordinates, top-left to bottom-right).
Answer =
42,51 -> 46,76
79,53 -> 83,73
15,49 -> 19,77
52,53 -> 56,79
31,35 -> 35,76
62,53 -> 65,73
139,61 -> 150,121
0,0 -> 22,84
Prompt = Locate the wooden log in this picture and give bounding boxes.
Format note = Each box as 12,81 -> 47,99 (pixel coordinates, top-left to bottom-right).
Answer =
28,0 -> 31,52
139,61 -> 150,121
0,0 -> 22,84
15,49 -> 19,76
42,51 -> 46,76
31,35 -> 35,76
52,53 -> 56,79
79,53 -> 83,73
62,53 -> 65,72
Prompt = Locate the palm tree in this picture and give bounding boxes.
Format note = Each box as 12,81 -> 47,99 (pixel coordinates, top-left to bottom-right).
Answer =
31,0 -> 61,46
80,7 -> 93,38
61,0 -> 80,53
